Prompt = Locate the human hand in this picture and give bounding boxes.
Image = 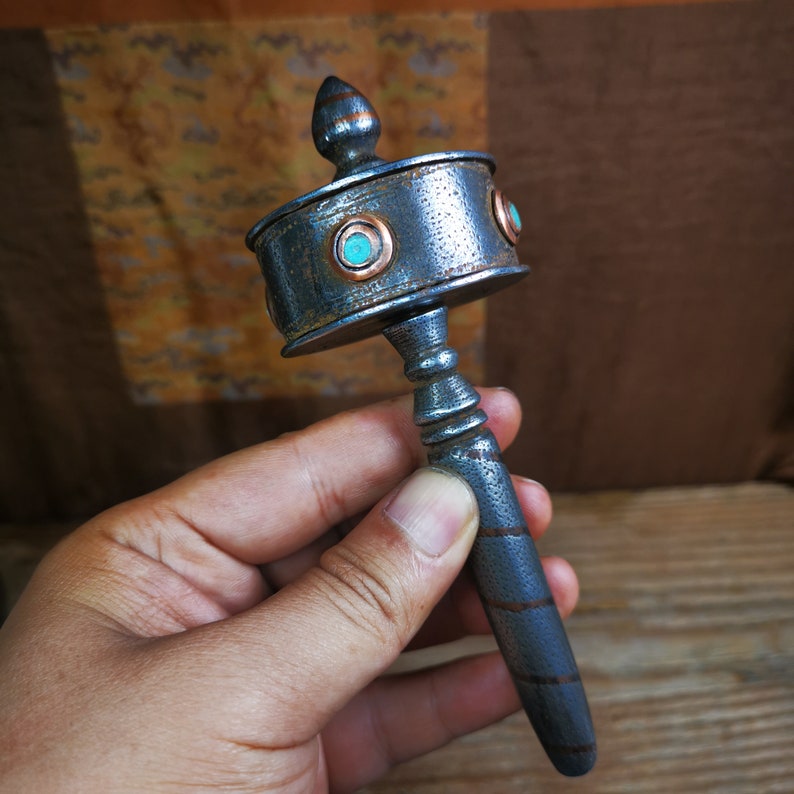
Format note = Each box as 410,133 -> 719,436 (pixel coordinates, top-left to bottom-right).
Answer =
0,389 -> 578,793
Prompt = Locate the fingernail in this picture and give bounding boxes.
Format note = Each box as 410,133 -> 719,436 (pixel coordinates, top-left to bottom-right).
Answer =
384,468 -> 479,557
514,475 -> 545,488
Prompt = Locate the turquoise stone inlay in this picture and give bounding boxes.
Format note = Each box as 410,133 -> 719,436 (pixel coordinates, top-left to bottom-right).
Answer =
508,201 -> 522,232
343,232 -> 372,266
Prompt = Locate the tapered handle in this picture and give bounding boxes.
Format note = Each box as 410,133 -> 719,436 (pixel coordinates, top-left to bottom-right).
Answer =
384,307 -> 596,777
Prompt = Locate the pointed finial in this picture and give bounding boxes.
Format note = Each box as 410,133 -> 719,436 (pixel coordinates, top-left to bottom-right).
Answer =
312,76 -> 386,180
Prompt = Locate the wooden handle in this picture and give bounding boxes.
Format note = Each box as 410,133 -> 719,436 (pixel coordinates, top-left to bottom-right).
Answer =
384,306 -> 596,777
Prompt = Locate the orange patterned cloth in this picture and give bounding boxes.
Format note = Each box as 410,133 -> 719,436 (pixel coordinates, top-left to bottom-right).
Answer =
47,15 -> 487,403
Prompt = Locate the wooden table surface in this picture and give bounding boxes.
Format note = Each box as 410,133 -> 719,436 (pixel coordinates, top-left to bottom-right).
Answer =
365,483 -> 793,793
2,482 -> 792,792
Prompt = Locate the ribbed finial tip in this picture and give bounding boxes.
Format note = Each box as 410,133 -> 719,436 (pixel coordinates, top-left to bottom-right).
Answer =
311,76 -> 384,179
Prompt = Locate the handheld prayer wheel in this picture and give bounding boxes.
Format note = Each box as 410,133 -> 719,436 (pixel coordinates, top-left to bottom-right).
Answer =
246,76 -> 596,776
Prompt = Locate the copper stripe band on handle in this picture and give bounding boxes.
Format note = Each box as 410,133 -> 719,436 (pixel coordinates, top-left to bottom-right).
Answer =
513,670 -> 582,685
478,524 -> 530,537
484,595 -> 555,612
543,742 -> 598,757
464,448 -> 503,462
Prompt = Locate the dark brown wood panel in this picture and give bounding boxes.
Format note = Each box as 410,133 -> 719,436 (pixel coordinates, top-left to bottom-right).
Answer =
487,1 -> 794,490
0,0 -> 745,31
0,31 -> 372,522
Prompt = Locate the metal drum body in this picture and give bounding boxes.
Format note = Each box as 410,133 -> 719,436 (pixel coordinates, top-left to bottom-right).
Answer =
247,152 -> 527,356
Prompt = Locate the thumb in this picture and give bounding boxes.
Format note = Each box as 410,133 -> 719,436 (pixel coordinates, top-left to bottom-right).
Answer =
189,466 -> 479,744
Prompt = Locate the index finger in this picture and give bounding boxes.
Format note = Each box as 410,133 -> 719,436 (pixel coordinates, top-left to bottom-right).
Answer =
151,388 -> 522,564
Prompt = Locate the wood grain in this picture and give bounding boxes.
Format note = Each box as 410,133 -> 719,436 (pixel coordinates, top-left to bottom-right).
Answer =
2,483 -> 791,790
0,0 -> 750,31
368,483 -> 794,793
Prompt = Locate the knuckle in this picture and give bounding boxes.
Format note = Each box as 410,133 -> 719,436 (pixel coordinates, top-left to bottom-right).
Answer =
315,543 -> 409,651
284,433 -> 347,529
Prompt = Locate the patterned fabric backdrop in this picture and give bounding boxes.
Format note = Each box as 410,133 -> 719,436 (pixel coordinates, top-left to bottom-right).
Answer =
47,16 -> 487,403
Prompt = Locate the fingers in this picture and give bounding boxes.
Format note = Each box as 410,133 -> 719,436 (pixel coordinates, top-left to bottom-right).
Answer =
542,556 -> 580,619
160,467 -> 482,746
403,477 -> 560,647
151,388 -> 521,566
513,476 -> 553,535
323,653 -> 520,792
263,473 -> 550,591
407,554 -> 578,650
261,475 -> 577,653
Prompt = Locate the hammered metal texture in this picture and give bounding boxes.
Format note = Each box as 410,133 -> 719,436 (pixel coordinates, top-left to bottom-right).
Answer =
249,154 -> 525,355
